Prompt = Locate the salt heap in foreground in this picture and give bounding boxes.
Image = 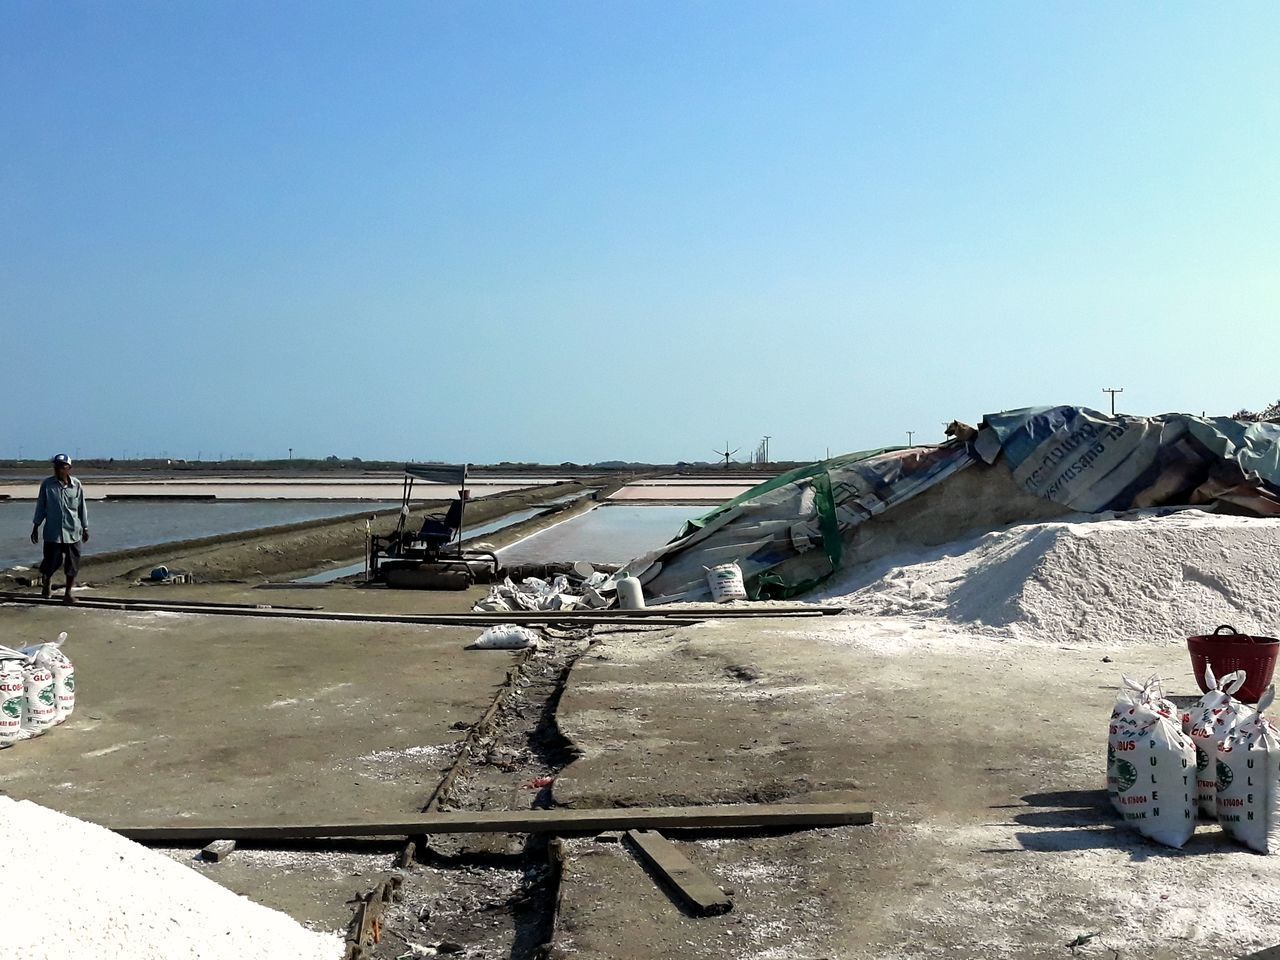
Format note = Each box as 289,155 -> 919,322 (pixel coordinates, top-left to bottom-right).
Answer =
816,510 -> 1280,646
0,796 -> 341,960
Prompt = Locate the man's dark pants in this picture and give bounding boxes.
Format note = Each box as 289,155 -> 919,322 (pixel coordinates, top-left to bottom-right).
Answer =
40,542 -> 81,581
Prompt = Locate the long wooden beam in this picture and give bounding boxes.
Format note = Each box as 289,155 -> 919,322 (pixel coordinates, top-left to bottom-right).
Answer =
110,802 -> 873,842
0,593 -> 840,625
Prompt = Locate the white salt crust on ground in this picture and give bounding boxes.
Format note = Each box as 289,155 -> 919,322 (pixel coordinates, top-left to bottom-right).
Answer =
0,796 -> 341,960
814,510 -> 1280,646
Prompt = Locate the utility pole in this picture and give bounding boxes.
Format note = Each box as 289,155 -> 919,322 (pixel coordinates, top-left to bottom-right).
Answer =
1103,387 -> 1123,416
906,430 -> 915,446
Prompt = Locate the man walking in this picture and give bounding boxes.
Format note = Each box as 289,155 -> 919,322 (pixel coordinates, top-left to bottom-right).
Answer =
30,454 -> 89,603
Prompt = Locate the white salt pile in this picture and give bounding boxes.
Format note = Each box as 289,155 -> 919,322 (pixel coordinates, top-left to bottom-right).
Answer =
0,796 -> 342,960
815,510 -> 1280,646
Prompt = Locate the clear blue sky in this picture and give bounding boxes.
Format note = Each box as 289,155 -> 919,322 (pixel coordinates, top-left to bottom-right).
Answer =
2,3 -> 1277,464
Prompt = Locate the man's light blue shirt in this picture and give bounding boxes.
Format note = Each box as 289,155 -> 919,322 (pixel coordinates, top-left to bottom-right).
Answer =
33,476 -> 88,544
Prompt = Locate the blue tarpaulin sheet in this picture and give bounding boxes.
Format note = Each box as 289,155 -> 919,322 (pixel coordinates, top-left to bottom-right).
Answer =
977,406 -> 1280,515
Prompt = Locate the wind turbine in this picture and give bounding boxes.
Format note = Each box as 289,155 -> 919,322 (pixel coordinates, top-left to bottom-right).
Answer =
713,443 -> 740,469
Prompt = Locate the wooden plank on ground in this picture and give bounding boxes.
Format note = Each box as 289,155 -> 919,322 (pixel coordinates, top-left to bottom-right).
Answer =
110,802 -> 873,843
199,839 -> 236,862
625,829 -> 732,916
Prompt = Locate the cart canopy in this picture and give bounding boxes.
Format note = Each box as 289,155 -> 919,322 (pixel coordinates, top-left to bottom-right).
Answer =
404,463 -> 469,486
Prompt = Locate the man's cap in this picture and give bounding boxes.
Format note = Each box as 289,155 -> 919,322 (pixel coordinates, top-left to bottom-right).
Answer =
51,454 -> 72,466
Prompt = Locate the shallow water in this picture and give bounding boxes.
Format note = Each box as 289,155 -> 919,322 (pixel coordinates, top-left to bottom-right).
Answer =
497,505 -> 695,565
609,484 -> 752,501
0,500 -> 396,571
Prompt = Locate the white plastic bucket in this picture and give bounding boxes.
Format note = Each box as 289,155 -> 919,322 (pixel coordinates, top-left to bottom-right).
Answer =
705,563 -> 748,603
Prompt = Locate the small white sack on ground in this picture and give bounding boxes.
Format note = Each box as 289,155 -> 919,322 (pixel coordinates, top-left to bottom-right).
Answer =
1181,663 -> 1250,818
1108,675 -> 1180,814
468,624 -> 541,650
1216,686 -> 1280,853
705,562 -> 748,603
1111,700 -> 1197,848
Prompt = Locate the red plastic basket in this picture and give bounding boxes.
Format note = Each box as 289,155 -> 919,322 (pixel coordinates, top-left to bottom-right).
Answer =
1187,625 -> 1280,704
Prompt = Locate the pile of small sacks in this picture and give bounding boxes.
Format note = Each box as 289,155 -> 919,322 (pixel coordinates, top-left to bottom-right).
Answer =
1107,666 -> 1280,852
0,632 -> 75,744
473,573 -> 611,613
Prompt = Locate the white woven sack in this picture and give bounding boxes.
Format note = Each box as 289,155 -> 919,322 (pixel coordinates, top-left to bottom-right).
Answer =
1111,701 -> 1197,848
21,662 -> 56,735
1216,686 -> 1280,853
0,659 -> 24,742
1181,663 -> 1249,818
1108,675 -> 1179,814
468,625 -> 540,650
705,563 -> 747,603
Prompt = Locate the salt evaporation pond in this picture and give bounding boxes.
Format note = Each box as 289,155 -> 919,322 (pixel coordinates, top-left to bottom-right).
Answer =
0,499 -> 395,571
498,505 -> 696,565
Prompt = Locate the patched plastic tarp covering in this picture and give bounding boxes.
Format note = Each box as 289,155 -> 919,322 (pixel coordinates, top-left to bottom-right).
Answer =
628,406 -> 1280,605
625,444 -> 977,603
977,406 -> 1280,516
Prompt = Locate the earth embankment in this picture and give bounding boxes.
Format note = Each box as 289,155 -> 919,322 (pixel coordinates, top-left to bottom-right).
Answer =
12,481 -> 598,585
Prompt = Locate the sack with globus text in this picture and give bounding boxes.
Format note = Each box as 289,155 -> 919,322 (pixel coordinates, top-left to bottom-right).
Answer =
1215,686 -> 1280,853
1181,663 -> 1251,819
1108,675 -> 1179,814
0,658 -> 25,742
20,660 -> 56,735
24,633 -> 75,724
1110,699 -> 1197,848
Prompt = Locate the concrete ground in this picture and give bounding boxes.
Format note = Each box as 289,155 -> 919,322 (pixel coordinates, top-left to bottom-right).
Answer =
0,601 -> 517,929
551,617 -> 1280,960
8,587 -> 1280,958
76,579 -> 494,617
